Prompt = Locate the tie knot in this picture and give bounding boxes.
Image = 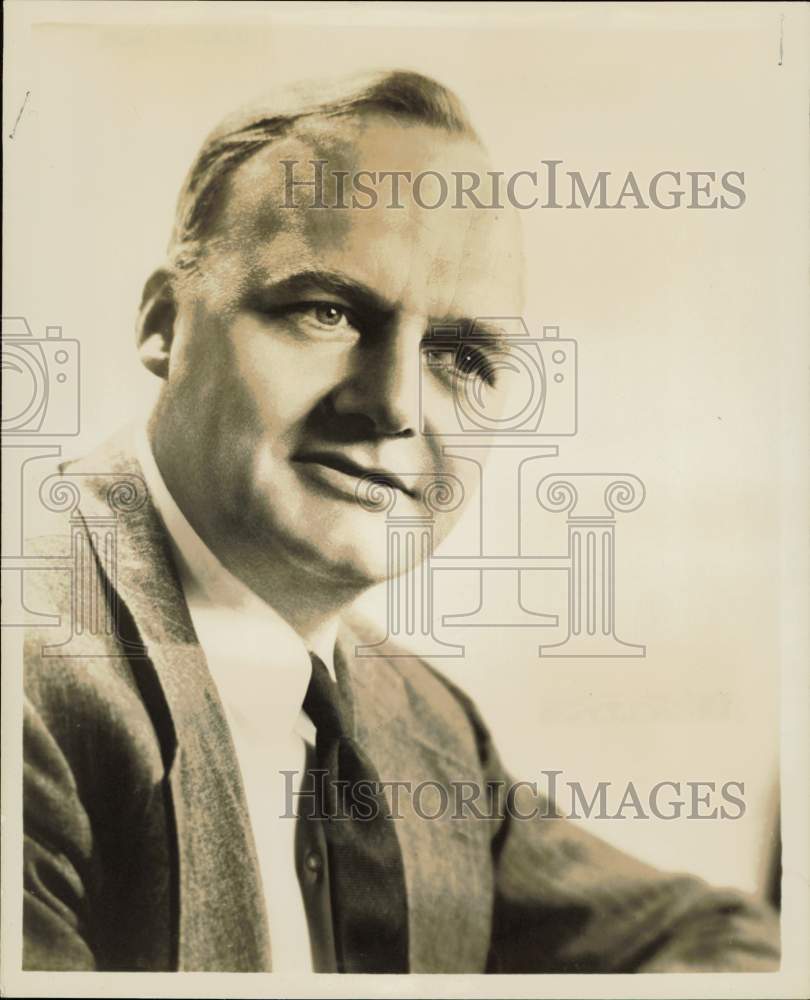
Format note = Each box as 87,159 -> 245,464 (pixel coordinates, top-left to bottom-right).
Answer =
304,654 -> 347,738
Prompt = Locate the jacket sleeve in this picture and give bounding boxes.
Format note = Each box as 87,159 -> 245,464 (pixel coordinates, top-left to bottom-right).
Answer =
445,677 -> 781,973
486,778 -> 780,972
23,696 -> 97,970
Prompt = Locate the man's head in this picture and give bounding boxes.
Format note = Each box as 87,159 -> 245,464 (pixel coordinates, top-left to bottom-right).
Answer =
137,70 -> 524,607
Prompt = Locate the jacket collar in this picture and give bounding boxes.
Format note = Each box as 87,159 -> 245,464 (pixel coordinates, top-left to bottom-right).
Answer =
64,426 -> 272,971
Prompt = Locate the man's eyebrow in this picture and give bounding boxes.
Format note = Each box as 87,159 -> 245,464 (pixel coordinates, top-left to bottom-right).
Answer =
425,318 -> 511,349
255,269 -> 512,347
255,270 -> 395,317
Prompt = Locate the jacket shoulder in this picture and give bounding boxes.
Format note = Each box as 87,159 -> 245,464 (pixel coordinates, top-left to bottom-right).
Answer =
23,531 -> 168,794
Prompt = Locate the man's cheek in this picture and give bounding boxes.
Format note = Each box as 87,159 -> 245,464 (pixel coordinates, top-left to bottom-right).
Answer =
234,336 -> 335,426
242,379 -> 321,452
431,507 -> 463,549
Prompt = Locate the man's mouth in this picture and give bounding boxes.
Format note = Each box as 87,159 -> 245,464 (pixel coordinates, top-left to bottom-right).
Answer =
292,451 -> 419,501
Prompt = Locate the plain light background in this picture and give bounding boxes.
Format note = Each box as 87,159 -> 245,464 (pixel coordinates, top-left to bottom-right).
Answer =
5,1 -> 805,903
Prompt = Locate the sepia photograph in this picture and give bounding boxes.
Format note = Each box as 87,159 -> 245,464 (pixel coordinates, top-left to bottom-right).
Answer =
2,2 -> 808,998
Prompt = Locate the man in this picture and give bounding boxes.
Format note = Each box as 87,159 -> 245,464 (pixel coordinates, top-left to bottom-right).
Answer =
23,70 -> 779,973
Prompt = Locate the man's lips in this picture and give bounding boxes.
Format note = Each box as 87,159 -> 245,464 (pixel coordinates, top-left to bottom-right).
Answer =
292,451 -> 419,499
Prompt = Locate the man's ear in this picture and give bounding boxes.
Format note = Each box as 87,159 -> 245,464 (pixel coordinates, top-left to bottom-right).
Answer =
136,268 -> 178,380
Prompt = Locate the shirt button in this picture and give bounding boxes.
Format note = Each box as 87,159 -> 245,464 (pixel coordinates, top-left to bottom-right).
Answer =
305,850 -> 323,880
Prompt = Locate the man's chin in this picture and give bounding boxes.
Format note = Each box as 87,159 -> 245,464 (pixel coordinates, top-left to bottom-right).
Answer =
243,478 -> 424,589
301,530 -> 393,589
259,512 -> 393,590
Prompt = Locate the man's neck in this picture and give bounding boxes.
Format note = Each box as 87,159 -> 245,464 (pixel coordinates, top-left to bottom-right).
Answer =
222,544 -> 354,656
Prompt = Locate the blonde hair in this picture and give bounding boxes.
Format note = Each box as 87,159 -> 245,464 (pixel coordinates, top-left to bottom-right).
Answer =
168,69 -> 479,271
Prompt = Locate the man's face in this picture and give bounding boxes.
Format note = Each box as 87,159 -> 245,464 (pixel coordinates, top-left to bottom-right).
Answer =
153,114 -> 524,587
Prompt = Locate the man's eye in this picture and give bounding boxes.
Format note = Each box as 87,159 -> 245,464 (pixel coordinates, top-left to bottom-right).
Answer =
425,345 -> 497,387
309,303 -> 349,328
283,302 -> 359,338
456,347 -> 494,381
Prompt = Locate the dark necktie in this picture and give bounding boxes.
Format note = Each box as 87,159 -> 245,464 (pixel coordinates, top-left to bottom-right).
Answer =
303,654 -> 409,972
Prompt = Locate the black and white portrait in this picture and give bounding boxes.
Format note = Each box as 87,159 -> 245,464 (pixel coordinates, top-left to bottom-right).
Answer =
3,3 -> 807,997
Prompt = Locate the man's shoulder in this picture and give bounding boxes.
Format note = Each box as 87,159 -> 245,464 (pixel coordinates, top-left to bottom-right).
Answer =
22,425 -> 146,537
22,426 -> 172,767
22,552 -> 159,753
59,425 -> 143,477
21,424 -> 151,641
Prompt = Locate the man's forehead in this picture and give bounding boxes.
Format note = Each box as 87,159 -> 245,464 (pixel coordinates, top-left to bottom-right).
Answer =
205,114 -> 525,317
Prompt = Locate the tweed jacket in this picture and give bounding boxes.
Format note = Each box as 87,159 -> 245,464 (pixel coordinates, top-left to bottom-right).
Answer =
22,430 -> 780,972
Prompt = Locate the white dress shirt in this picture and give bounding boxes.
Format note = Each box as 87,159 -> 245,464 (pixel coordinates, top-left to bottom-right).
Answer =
136,428 -> 336,972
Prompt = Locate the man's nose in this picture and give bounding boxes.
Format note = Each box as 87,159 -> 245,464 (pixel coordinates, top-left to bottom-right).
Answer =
331,321 -> 423,438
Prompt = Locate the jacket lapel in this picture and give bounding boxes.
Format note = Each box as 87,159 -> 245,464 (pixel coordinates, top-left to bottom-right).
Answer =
64,428 -> 272,971
337,627 -> 494,972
